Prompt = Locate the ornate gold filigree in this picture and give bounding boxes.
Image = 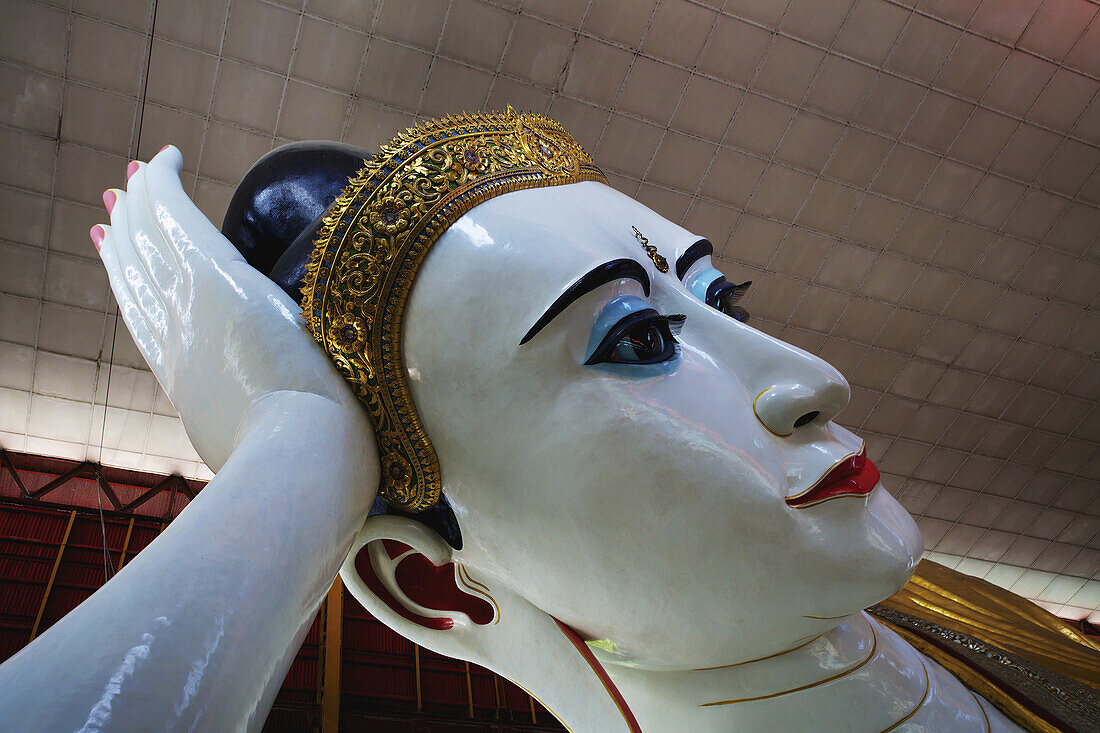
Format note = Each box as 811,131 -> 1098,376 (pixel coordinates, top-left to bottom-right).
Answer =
632,226 -> 669,273
301,107 -> 607,512
331,313 -> 366,353
369,196 -> 411,235
455,143 -> 489,174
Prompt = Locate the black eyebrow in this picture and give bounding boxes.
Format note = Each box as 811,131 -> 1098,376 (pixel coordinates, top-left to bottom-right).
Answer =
675,239 -> 713,280
520,259 -> 651,345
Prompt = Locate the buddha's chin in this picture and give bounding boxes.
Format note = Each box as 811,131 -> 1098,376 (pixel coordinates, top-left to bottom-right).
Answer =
817,486 -> 924,613
869,486 -> 924,587
569,492 -> 923,673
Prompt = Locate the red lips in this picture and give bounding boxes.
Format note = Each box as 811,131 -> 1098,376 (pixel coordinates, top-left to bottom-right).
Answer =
786,449 -> 879,508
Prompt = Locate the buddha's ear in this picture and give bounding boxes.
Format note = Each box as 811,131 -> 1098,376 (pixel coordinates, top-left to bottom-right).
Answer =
340,514 -> 497,639
340,514 -> 642,733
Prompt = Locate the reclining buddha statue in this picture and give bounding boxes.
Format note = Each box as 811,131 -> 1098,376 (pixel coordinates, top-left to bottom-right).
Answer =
0,109 -> 1095,732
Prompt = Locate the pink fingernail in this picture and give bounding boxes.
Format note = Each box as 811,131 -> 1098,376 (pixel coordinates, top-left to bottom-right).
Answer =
90,225 -> 105,252
102,189 -> 117,214
159,144 -> 171,154
126,161 -> 140,180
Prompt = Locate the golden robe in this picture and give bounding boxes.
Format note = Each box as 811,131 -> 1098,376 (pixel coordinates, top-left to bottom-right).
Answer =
873,560 -> 1100,733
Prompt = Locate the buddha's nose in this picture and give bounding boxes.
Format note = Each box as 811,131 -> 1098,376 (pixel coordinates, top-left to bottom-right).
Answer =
752,371 -> 850,438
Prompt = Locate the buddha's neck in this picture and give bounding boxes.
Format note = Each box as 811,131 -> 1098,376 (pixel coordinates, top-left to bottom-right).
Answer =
594,613 -> 1002,732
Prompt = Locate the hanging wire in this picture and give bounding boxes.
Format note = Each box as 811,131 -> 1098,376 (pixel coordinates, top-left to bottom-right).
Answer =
93,0 -> 159,584
94,467 -> 113,582
94,318 -> 119,583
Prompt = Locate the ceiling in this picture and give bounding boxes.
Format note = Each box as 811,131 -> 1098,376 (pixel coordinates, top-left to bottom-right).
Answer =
0,0 -> 1098,621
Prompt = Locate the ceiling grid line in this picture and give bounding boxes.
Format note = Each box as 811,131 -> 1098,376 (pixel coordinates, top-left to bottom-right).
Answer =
760,3 -> 952,370
265,7 -> 307,147
850,49 -> 1100,498
188,0 -> 234,201
24,0 -> 1100,155
531,0 -> 596,115
5,18 -> 1094,228
673,0 -> 800,258
411,0 -> 455,120
334,2 -> 384,143
833,1 -> 1051,461
0,0 -> 1096,615
743,0 -> 906,306
714,0 -> 857,252
479,4 -> 522,111
587,0 -> 664,192
630,0 -> 727,200
19,0 -> 76,475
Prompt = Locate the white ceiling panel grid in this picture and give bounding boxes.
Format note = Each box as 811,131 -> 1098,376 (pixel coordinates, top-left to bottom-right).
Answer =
0,0 -> 1097,618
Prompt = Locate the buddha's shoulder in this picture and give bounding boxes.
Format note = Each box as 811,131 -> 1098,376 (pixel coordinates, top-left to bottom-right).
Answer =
870,559 -> 1100,733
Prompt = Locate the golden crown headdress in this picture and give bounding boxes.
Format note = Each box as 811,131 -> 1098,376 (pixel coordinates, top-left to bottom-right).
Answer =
301,107 -> 606,512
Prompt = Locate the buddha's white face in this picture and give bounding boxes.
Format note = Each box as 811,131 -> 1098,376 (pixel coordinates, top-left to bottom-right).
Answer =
402,181 -> 922,670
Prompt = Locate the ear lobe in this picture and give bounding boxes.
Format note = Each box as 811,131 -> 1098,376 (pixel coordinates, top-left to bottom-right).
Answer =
341,515 -> 642,732
344,515 -> 496,631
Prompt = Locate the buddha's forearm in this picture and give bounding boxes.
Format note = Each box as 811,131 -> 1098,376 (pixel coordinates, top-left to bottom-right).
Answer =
0,391 -> 377,732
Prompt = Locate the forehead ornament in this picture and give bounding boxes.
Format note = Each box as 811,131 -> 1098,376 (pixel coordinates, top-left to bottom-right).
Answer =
632,226 -> 669,273
300,107 -> 607,512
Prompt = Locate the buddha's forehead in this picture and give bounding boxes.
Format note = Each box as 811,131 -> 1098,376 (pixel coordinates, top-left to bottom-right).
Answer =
452,181 -> 699,282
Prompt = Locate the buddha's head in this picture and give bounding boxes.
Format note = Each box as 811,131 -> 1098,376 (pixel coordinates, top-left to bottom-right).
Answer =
388,180 -> 922,670
233,111 -> 922,682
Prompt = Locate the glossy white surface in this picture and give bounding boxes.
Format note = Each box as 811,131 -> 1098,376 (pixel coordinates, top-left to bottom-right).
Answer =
0,148 -> 1022,731
0,148 -> 377,731
2,0 -> 1098,626
601,613 -> 1022,732
342,515 -> 641,732
399,182 -> 924,669
345,180 -> 1019,731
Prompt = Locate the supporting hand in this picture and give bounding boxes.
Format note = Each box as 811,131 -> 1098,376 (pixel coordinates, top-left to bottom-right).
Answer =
93,146 -> 358,470
0,146 -> 378,732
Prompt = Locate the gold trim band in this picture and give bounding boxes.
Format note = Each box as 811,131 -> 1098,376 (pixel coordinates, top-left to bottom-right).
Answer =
752,386 -> 792,438
692,633 -> 824,671
700,623 -> 879,706
301,108 -> 606,511
879,657 -> 931,732
456,564 -> 501,625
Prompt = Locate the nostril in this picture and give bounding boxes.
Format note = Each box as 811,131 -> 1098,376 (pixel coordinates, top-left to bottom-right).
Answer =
793,411 -> 819,429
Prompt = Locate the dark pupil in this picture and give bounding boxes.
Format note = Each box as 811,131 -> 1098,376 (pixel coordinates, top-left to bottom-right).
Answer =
614,325 -> 663,362
717,293 -> 734,314
340,326 -> 356,342
381,207 -> 397,223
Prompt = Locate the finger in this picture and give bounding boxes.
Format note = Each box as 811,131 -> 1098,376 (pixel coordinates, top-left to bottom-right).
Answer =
99,218 -> 168,370
118,165 -> 187,305
151,143 -> 183,173
103,188 -> 172,345
123,158 -> 181,274
143,144 -> 246,266
117,295 -> 167,380
94,223 -> 167,379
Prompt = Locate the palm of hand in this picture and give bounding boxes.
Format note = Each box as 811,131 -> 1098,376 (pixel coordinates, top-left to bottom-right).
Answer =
95,147 -> 358,471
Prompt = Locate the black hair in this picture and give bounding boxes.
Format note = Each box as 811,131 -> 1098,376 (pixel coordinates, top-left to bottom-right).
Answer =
222,141 -> 464,550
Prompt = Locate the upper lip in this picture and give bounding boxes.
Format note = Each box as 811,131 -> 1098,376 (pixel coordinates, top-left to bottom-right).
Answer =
785,448 -> 879,508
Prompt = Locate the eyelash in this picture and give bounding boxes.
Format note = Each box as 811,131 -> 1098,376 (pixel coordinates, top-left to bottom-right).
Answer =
704,276 -> 750,323
585,309 -> 686,366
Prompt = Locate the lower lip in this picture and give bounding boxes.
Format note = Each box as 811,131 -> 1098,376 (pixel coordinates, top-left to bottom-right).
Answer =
786,450 -> 879,508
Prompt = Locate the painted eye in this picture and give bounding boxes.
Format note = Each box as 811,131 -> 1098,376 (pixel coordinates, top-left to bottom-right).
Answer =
705,277 -> 752,323
585,309 -> 685,366
612,322 -> 667,362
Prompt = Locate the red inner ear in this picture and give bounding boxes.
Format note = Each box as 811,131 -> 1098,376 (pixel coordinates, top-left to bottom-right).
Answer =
394,554 -> 495,625
354,544 -> 495,630
382,539 -> 412,559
